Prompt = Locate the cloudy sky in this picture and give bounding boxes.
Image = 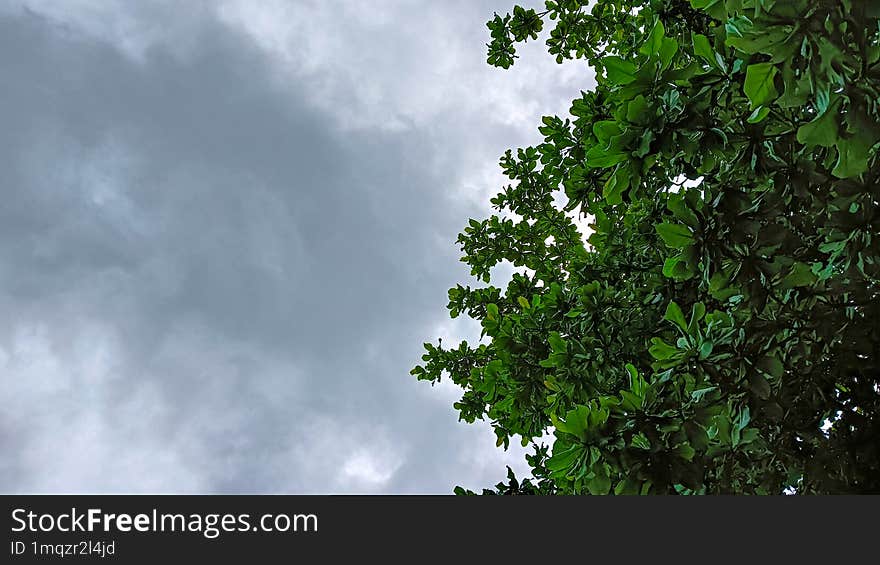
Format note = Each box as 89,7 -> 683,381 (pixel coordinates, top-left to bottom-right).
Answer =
0,0 -> 592,493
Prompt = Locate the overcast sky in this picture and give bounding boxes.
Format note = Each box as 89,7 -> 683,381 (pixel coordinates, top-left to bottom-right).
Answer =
0,0 -> 592,493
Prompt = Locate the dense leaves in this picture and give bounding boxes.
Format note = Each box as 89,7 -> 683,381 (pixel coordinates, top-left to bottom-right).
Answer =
414,0 -> 880,494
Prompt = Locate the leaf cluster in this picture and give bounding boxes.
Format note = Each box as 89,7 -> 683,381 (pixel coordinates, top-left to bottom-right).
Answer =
415,0 -> 880,494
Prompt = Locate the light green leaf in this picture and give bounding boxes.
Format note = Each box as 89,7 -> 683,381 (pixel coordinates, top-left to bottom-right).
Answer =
546,442 -> 583,472
586,146 -> 628,168
602,56 -> 637,85
743,63 -> 778,109
486,303 -> 498,320
592,120 -> 621,145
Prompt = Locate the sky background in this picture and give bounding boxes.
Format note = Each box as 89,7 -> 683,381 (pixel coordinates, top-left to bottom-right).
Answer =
0,0 -> 593,493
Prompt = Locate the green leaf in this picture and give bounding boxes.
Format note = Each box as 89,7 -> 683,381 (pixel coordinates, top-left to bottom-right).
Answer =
739,428 -> 759,446
546,442 -> 583,472
664,301 -> 688,332
674,443 -> 696,461
779,262 -> 817,289
486,303 -> 499,320
687,302 -> 706,335
691,386 -> 717,402
586,145 -> 628,168
620,390 -> 644,411
614,477 -> 641,495
747,106 -> 771,123
699,340 -> 714,359
724,15 -> 750,38
649,338 -> 678,360
635,130 -> 654,157
602,56 -> 637,85
603,166 -> 630,205
592,120 -> 621,144
736,407 -> 750,432
749,374 -> 771,399
663,255 -> 694,280
640,20 -> 665,57
743,63 -> 778,110
756,355 -> 784,379
548,332 -> 567,353
626,95 -> 650,124
658,37 -> 679,70
625,362 -> 639,382
551,411 -> 581,440
667,192 -> 699,228
631,433 -> 651,450
692,34 -> 717,68
832,135 -> 873,179
797,102 -> 840,147
587,467 -> 612,495
726,24 -> 797,62
690,0 -> 725,20
656,222 -> 694,248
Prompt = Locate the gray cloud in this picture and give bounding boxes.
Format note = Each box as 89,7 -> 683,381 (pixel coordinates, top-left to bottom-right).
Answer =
0,0 -> 590,492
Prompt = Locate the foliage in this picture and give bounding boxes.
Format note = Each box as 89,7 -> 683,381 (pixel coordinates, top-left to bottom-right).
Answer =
413,0 -> 880,494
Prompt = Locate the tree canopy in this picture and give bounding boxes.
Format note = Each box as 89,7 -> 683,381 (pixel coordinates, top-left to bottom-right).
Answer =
412,0 -> 880,494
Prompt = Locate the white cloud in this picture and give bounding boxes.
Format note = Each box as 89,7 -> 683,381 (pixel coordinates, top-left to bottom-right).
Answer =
216,0 -> 589,131
0,320 -> 206,492
0,0 -> 593,494
339,448 -> 402,490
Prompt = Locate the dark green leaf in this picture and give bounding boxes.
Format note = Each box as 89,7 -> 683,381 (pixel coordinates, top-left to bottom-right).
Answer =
656,222 -> 694,248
